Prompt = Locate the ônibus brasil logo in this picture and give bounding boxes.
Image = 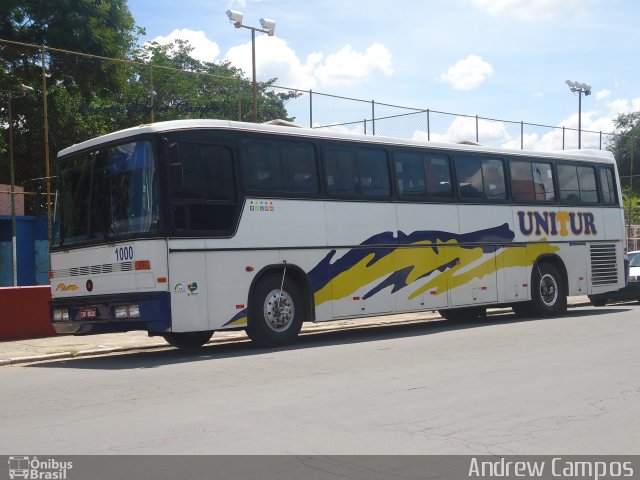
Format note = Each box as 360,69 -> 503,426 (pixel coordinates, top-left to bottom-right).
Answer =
8,456 -> 73,480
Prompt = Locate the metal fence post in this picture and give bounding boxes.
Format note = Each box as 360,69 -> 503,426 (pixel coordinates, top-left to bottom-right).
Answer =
364,119 -> 367,135
309,89 -> 313,128
475,115 -> 479,143
427,109 -> 430,141
562,126 -> 565,150
521,121 -> 524,150
371,100 -> 375,135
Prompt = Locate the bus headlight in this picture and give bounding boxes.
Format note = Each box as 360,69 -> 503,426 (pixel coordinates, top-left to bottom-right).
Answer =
128,304 -> 140,318
114,306 -> 128,319
52,309 -> 69,321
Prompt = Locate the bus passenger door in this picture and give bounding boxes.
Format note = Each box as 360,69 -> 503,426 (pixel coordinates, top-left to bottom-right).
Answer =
168,245 -> 209,332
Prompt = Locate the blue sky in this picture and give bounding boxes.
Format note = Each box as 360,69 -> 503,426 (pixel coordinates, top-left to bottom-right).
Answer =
128,0 -> 639,149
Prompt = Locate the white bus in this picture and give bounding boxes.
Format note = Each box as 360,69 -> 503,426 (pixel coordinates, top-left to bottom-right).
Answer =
50,120 -> 627,349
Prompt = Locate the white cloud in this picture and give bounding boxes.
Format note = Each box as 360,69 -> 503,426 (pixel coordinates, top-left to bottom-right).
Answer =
595,89 -> 611,101
413,116 -> 510,144
313,43 -> 393,87
440,55 -> 493,91
470,0 -> 596,21
606,97 -> 640,115
150,29 -> 220,63
224,36 -> 318,89
224,38 -> 393,89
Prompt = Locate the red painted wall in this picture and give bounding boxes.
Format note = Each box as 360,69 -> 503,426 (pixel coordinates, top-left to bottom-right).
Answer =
0,286 -> 55,340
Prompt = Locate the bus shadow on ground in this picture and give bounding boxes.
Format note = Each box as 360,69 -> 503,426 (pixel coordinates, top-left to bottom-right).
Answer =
26,306 -> 632,371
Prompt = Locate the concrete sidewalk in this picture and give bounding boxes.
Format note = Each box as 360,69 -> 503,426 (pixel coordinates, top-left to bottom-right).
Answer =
0,296 -> 592,366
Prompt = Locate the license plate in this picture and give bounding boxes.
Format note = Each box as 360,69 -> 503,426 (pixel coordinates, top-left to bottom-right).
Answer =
79,308 -> 97,319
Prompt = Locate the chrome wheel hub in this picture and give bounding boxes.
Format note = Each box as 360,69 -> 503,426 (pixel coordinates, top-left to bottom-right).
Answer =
263,289 -> 294,332
540,273 -> 558,307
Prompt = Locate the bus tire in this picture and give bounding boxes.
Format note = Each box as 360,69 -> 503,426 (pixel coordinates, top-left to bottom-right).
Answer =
530,262 -> 567,317
438,306 -> 486,321
162,331 -> 213,350
247,273 -> 304,348
588,296 -> 608,307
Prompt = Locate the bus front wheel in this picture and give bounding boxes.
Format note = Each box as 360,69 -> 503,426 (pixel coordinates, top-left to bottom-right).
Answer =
247,273 -> 304,347
530,262 -> 567,317
162,331 -> 213,350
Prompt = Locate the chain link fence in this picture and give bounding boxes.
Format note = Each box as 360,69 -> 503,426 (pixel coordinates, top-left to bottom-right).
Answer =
1,38 -> 638,225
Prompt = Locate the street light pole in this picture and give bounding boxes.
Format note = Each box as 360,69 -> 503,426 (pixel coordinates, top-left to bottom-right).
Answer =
3,84 -> 34,286
565,80 -> 591,149
251,27 -> 257,123
226,10 -> 276,123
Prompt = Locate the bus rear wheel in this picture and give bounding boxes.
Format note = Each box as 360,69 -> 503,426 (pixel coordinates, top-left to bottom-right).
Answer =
438,306 -> 486,321
530,262 -> 567,317
162,331 -> 213,350
247,273 -> 304,348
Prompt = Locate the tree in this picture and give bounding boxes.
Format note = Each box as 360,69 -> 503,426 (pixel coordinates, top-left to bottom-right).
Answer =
608,112 -> 640,195
622,187 -> 640,226
0,0 -> 141,200
87,39 -> 299,126
1,3 -> 299,214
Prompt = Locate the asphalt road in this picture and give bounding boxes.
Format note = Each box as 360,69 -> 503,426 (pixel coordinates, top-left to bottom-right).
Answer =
1,305 -> 638,455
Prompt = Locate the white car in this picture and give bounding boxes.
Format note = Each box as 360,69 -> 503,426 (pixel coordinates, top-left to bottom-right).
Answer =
589,250 -> 640,306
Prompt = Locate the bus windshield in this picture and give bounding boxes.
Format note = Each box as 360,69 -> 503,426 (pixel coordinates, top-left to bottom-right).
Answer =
53,140 -> 160,248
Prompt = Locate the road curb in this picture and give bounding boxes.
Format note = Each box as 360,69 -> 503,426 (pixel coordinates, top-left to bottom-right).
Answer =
1,301 -> 593,366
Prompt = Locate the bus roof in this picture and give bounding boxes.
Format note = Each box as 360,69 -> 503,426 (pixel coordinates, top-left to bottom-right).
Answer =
58,119 -> 615,164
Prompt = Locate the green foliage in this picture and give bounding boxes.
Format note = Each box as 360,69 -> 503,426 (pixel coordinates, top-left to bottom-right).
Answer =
1,3 -> 298,197
608,112 -> 640,195
622,186 -> 640,226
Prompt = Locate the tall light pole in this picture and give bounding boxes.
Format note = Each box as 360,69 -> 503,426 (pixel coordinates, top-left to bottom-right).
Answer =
226,10 -> 276,123
2,83 -> 34,286
565,80 -> 591,149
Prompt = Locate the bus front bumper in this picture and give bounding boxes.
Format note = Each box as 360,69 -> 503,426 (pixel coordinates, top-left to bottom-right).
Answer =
50,292 -> 171,335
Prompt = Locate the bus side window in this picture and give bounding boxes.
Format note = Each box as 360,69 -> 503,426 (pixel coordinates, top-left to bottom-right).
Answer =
481,158 -> 506,200
394,151 -> 426,198
510,160 -> 535,202
599,166 -> 617,205
456,155 -> 484,198
533,162 -> 555,201
425,154 -> 452,198
324,147 -> 358,195
558,164 -> 581,203
559,164 -> 598,204
170,142 -> 237,232
242,142 -> 282,192
358,148 -> 390,197
282,142 -> 319,194
578,165 -> 598,203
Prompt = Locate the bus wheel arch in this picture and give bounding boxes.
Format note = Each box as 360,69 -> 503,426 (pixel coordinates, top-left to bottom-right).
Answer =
246,264 -> 314,347
529,254 -> 568,317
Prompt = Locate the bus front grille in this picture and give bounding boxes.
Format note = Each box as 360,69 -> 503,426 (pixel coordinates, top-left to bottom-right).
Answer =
52,262 -> 134,278
590,244 -> 618,286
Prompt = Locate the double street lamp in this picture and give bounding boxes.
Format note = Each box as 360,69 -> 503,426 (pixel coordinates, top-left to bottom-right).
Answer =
226,10 -> 276,123
565,80 -> 591,149
2,83 -> 34,286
